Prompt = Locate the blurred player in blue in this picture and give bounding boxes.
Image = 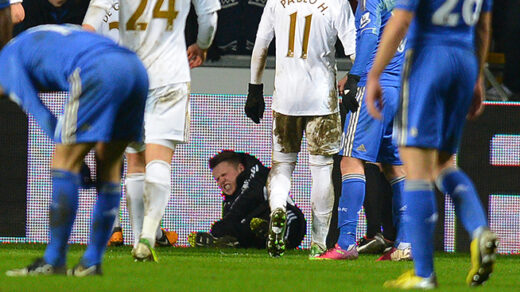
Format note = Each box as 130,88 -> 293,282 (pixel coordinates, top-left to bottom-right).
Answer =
318,0 -> 410,261
0,24 -> 149,276
366,0 -> 497,288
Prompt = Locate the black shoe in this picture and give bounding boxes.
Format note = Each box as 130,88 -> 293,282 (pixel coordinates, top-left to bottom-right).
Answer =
356,233 -> 386,254
67,263 -> 102,277
5,258 -> 66,277
267,208 -> 287,257
188,232 -> 239,248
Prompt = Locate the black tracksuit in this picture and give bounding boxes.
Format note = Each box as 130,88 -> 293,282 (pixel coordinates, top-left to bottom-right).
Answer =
210,153 -> 306,248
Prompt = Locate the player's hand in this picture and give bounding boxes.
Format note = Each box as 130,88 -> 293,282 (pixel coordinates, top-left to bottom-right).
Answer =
187,43 -> 207,69
82,24 -> 96,32
366,73 -> 383,120
245,83 -> 265,124
467,76 -> 485,120
10,3 -> 24,24
340,74 -> 360,113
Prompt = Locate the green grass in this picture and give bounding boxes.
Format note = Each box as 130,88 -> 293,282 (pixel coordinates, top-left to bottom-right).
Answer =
0,244 -> 518,291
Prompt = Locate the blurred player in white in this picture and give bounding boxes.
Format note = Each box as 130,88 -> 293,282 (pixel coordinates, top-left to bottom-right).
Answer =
84,1 -> 179,249
83,0 -> 220,261
246,0 -> 356,257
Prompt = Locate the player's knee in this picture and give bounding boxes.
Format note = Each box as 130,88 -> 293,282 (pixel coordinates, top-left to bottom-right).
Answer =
146,139 -> 177,152
340,156 -> 364,174
145,160 -> 171,185
382,164 -> 406,180
126,152 -> 146,173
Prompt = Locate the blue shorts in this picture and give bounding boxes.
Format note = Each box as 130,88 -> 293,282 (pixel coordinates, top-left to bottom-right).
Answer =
339,85 -> 402,165
394,46 -> 478,154
54,52 -> 148,144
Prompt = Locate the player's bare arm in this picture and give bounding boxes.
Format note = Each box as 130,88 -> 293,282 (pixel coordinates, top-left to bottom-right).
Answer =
366,9 -> 413,120
188,11 -> 218,68
0,5 -> 12,49
468,11 -> 492,120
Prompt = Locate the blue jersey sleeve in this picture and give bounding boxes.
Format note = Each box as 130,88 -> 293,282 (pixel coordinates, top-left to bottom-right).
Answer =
395,0 -> 419,11
482,0 -> 493,12
0,51 -> 58,138
350,0 -> 382,76
349,34 -> 377,76
0,0 -> 9,9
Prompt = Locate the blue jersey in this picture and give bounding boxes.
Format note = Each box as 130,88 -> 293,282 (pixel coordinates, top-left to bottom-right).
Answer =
0,0 -> 8,9
396,0 -> 493,49
0,25 -> 147,142
351,0 -> 405,86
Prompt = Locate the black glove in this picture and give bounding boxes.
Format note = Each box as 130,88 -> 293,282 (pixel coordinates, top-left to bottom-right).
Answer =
340,74 -> 360,113
245,83 -> 265,124
80,161 -> 96,189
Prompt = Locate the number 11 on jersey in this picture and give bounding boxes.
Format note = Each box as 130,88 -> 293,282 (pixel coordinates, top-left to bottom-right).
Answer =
287,12 -> 313,59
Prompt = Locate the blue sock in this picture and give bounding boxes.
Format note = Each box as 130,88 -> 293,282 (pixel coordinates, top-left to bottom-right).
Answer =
43,170 -> 80,267
404,180 -> 437,278
81,182 -> 121,267
436,168 -> 488,237
390,176 -> 407,246
337,174 -> 366,250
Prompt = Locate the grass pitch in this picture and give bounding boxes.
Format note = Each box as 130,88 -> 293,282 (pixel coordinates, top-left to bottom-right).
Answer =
0,244 -> 518,291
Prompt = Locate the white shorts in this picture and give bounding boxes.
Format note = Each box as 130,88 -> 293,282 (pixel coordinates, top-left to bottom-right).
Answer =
126,82 -> 190,153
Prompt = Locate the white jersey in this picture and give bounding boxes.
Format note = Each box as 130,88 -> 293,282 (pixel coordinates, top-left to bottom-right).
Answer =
256,0 -> 355,116
88,0 -> 220,89
99,1 -> 120,42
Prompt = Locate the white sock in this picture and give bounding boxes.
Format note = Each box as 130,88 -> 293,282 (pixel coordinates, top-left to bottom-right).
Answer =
141,160 -> 171,247
125,172 -> 145,247
397,242 -> 411,249
309,155 -> 334,248
268,152 -> 297,212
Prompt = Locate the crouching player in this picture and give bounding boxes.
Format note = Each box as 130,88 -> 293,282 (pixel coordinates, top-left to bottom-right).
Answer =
1,24 -> 148,276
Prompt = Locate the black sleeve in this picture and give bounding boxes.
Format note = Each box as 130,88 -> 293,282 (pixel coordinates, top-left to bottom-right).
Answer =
220,175 -> 265,224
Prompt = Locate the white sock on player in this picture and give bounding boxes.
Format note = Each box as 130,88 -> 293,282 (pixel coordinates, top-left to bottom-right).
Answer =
141,160 -> 171,247
268,151 -> 297,212
125,173 -> 145,247
309,154 -> 334,248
